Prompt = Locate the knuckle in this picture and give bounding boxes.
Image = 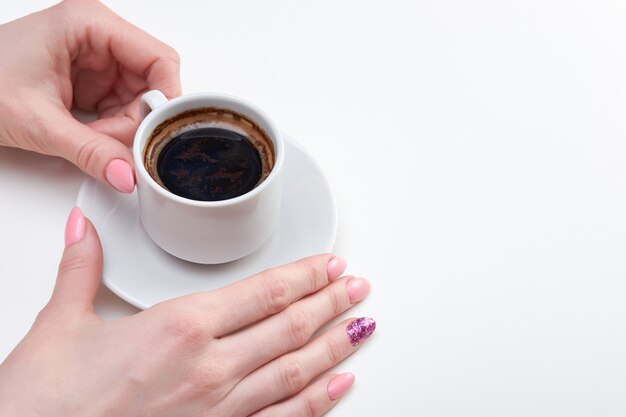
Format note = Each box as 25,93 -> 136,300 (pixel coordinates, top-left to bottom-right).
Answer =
302,397 -> 319,417
263,277 -> 291,315
325,287 -> 342,316
59,0 -> 79,8
279,358 -> 307,395
63,0 -> 94,5
59,0 -> 98,16
163,310 -> 206,345
323,337 -> 344,366
153,48 -> 181,74
287,308 -> 312,347
165,46 -> 181,64
33,305 -> 58,329
57,253 -> 90,276
298,258 -> 327,292
187,361 -> 229,393
33,302 -> 85,331
75,139 -> 102,174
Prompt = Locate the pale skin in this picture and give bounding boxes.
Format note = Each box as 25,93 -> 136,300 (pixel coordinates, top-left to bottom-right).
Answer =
0,0 -> 182,192
0,213 -> 372,416
0,1 -> 373,416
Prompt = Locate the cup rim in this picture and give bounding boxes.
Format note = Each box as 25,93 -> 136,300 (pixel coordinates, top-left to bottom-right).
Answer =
133,92 -> 285,207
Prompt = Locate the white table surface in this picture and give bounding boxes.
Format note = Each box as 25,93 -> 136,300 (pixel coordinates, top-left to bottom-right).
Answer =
2,1 -> 626,416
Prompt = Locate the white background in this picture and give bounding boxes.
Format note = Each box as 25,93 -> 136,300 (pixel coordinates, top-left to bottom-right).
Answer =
2,1 -> 626,415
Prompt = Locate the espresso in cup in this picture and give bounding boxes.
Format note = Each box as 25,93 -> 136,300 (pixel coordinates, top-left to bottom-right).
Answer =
144,108 -> 275,201
135,90 -> 284,264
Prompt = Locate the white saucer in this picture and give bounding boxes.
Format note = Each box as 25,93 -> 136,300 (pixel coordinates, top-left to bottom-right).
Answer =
77,133 -> 337,309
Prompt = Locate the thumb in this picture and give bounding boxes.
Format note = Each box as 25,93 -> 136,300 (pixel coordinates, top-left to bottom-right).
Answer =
48,108 -> 136,193
49,207 -> 103,314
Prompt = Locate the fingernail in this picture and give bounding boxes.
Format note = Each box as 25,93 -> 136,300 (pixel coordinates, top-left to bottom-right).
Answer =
327,256 -> 347,281
327,372 -> 356,401
65,207 -> 86,247
105,159 -> 135,193
346,317 -> 376,346
346,278 -> 370,304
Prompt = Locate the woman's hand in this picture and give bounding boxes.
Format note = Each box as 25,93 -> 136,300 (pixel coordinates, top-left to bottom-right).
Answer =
0,0 -> 181,193
0,207 -> 374,417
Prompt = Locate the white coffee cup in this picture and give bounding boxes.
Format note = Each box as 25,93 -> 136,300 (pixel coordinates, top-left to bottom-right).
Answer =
133,90 -> 284,264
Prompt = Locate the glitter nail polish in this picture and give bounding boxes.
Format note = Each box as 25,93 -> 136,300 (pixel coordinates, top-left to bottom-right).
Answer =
346,317 -> 376,346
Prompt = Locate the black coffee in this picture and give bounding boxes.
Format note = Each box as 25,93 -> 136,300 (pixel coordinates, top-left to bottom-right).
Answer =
144,107 -> 275,202
156,127 -> 262,201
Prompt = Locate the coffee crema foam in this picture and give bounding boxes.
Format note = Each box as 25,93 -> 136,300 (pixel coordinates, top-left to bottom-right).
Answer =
144,108 -> 275,195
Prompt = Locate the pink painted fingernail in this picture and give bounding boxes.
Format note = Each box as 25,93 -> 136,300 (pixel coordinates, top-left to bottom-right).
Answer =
327,372 -> 355,401
105,159 -> 135,194
327,256 -> 347,280
346,317 -> 376,346
346,278 -> 370,303
65,207 -> 86,247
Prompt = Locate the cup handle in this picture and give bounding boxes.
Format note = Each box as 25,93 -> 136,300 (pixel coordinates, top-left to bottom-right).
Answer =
140,90 -> 168,119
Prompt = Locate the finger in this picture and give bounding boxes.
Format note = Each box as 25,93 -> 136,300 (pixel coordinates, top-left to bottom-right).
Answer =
48,207 -> 102,315
87,71 -> 154,146
250,373 -> 355,417
220,276 -> 370,375
88,96 -> 143,146
60,1 -> 181,99
224,317 -> 375,416
95,2 -> 182,98
186,255 -> 347,336
74,67 -> 146,113
72,65 -> 118,112
41,106 -> 135,193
